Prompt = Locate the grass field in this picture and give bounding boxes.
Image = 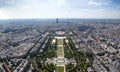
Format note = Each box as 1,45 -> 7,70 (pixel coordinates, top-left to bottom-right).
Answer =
58,39 -> 63,45
57,39 -> 65,72
57,46 -> 64,57
58,46 -> 63,52
57,39 -> 64,57
57,66 -> 64,72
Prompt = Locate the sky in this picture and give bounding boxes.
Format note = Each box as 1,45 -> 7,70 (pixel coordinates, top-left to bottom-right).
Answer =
0,0 -> 120,19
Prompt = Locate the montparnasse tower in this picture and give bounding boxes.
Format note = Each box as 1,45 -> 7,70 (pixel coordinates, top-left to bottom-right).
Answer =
56,18 -> 59,23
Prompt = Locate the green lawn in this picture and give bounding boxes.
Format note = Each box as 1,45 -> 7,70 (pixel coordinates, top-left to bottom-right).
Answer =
58,39 -> 63,45
57,66 -> 64,72
57,39 -> 64,57
58,46 -> 63,52
57,46 -> 64,57
57,39 -> 65,72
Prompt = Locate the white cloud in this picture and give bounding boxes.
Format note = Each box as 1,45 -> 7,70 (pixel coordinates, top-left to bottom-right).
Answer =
0,9 -> 10,19
88,1 -> 108,6
79,9 -> 120,19
83,9 -> 89,12
21,6 -> 33,9
57,0 -> 66,5
0,0 -> 119,19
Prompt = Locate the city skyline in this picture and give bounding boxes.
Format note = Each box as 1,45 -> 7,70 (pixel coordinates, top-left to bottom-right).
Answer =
0,0 -> 120,19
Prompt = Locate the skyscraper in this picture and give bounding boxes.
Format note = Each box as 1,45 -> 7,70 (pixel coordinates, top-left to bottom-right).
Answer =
56,18 -> 59,23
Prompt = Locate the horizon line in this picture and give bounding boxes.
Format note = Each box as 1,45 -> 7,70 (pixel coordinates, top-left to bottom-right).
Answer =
0,18 -> 120,20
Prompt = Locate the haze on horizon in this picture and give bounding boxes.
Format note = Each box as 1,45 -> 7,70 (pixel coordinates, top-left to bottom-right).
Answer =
0,0 -> 120,19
